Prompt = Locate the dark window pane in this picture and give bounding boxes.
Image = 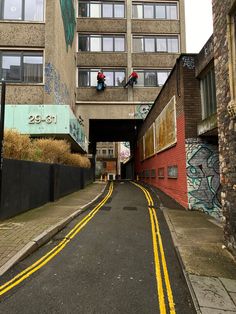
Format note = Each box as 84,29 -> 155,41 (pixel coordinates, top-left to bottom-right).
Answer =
144,5 -> 154,18
79,71 -> 89,86
25,0 -> 44,21
79,36 -> 89,51
2,54 -> 21,81
103,37 -> 113,51
23,55 -> 43,83
115,37 -> 125,51
156,4 -> 165,19
145,38 -> 155,52
103,3 -> 113,17
144,71 -> 157,86
133,37 -> 143,52
79,2 -> 89,17
3,0 -> 22,20
115,71 -> 125,86
132,4 -> 142,18
114,4 -> 124,18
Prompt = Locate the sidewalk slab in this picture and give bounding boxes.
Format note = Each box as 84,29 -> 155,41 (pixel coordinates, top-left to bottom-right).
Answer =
0,182 -> 106,276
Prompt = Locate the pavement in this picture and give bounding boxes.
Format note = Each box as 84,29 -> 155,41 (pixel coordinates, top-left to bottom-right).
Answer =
0,180 -> 236,314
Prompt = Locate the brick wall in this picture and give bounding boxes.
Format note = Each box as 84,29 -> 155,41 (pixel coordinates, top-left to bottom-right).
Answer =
212,0 -> 236,252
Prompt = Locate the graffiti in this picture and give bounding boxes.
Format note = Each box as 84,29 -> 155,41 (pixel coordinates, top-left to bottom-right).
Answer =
182,56 -> 195,70
45,63 -> 70,106
204,37 -> 214,57
135,104 -> 152,119
60,0 -> 76,50
186,141 -> 222,219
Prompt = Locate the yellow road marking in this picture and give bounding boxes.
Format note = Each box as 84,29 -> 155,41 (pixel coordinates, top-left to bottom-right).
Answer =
0,182 -> 113,297
132,181 -> 176,314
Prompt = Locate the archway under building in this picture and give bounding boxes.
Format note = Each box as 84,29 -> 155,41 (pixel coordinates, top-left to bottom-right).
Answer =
89,119 -> 143,180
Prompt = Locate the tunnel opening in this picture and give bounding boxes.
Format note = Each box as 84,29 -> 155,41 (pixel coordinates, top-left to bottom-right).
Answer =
89,119 -> 143,180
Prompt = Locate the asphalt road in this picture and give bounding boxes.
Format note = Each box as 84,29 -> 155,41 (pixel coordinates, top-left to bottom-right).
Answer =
0,181 -> 196,314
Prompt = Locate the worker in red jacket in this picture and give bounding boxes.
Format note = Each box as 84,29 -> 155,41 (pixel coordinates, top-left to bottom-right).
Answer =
97,70 -> 106,91
124,71 -> 138,88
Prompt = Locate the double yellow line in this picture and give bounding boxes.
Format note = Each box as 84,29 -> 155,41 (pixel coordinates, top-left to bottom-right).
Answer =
0,182 -> 113,297
132,182 -> 176,314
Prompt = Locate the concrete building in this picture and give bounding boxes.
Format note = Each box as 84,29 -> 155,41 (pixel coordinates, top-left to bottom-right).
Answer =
75,0 -> 186,146
212,0 -> 236,253
96,142 -> 119,179
0,0 -> 87,152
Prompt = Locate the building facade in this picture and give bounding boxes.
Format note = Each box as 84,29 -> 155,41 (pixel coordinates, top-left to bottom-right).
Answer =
0,0 -> 87,152
75,0 -> 186,138
135,47 -> 221,219
212,0 -> 236,253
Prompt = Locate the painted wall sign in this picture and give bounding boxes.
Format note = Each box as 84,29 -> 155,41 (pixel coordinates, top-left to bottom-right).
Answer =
4,104 -> 88,152
155,96 -> 177,154
144,124 -> 155,159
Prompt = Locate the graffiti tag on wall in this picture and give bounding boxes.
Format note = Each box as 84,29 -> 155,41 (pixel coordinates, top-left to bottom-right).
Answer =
182,56 -> 195,70
45,63 -> 70,106
135,104 -> 152,119
186,141 -> 222,219
60,0 -> 76,50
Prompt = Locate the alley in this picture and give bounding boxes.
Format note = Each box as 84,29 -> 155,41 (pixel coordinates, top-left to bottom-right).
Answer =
0,182 -> 195,314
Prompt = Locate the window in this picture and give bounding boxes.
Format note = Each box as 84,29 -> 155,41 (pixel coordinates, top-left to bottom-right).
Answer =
135,69 -> 170,87
133,36 -> 179,53
78,69 -> 126,87
200,67 -> 217,119
102,149 -> 107,155
132,2 -> 178,20
167,165 -> 178,178
158,168 -> 164,178
108,149 -> 113,155
78,1 -> 125,18
0,0 -> 44,21
0,51 -> 43,83
78,35 -> 125,52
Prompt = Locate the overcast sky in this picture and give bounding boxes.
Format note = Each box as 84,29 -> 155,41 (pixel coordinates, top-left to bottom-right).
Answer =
185,0 -> 213,53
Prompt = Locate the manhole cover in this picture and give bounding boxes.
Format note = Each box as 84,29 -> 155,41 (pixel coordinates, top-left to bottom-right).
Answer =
123,207 -> 137,211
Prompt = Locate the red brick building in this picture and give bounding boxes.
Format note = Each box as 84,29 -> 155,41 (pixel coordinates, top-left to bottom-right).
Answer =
135,51 -> 221,219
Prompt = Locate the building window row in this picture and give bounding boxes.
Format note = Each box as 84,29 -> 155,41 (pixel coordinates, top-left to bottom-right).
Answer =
133,36 -> 179,53
79,69 -> 126,87
79,35 -> 125,52
0,51 -> 43,83
78,68 -> 170,87
79,1 -> 125,18
0,0 -> 44,22
136,70 -> 170,86
132,2 -> 178,20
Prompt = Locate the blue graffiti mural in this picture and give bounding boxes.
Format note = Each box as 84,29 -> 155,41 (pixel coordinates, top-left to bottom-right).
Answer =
186,142 -> 222,219
45,63 -> 70,106
135,104 -> 152,119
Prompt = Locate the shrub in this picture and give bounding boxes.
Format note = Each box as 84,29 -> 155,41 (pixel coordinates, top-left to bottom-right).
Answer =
3,129 -> 90,168
3,129 -> 33,160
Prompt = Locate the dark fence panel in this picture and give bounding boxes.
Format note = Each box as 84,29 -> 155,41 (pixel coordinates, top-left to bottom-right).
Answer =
0,159 -> 94,220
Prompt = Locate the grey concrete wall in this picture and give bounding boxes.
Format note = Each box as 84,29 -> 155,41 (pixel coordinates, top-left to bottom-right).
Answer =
77,53 -> 127,67
132,54 -> 178,68
44,0 -> 77,110
0,22 -> 45,47
132,20 -> 180,34
195,35 -> 214,77
5,85 -> 44,104
77,18 -> 127,33
77,88 -> 128,101
133,88 -> 161,102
